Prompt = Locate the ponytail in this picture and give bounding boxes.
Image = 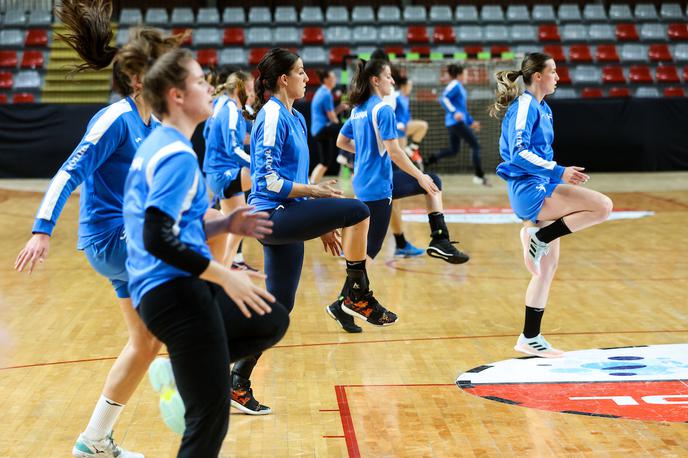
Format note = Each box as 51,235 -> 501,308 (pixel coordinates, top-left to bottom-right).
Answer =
55,0 -> 117,73
489,52 -> 553,119
348,59 -> 389,106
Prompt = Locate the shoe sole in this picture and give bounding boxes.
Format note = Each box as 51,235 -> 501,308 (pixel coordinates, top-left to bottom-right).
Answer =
230,399 -> 272,415
426,247 -> 470,264
325,305 -> 363,333
340,305 -> 398,327
513,344 -> 565,358
149,358 -> 186,435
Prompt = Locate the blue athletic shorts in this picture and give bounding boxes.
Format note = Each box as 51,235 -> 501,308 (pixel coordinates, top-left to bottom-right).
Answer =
83,225 -> 130,298
206,169 -> 243,199
507,177 -> 559,223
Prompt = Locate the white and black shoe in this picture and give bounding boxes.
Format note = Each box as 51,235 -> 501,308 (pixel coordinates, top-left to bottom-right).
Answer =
427,234 -> 470,264
514,333 -> 564,358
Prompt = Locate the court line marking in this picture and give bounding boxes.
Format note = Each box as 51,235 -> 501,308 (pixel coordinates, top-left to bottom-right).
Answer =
1,329 -> 686,372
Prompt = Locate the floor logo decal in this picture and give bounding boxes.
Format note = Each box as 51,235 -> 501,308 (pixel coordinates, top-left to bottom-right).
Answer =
456,344 -> 688,422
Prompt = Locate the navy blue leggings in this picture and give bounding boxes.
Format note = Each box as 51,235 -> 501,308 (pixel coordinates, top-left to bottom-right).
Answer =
261,198 -> 370,312
435,123 -> 484,178
364,170 -> 442,258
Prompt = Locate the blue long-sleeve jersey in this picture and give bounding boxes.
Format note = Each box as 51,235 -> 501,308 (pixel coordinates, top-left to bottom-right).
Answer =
202,94 -> 229,141
248,97 -> 310,211
32,97 -> 158,249
496,91 -> 565,182
203,98 -> 250,178
439,80 -> 473,127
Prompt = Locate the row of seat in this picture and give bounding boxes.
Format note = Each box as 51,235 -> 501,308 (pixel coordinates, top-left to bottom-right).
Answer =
112,23 -> 688,51
552,86 -> 685,98
564,64 -> 688,84
0,50 -> 45,69
0,70 -> 41,90
0,29 -> 49,48
0,9 -> 51,27
543,43 -> 688,64
115,4 -> 688,27
0,92 -> 38,103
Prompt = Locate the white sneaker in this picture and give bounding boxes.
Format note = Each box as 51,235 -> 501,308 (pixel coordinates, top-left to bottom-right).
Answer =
514,333 -> 564,358
72,431 -> 143,458
148,358 -> 185,435
472,176 -> 491,187
521,227 -> 549,276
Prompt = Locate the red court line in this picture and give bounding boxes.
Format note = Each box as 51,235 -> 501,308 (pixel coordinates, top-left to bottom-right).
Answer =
2,329 -> 687,372
336,385 -> 361,458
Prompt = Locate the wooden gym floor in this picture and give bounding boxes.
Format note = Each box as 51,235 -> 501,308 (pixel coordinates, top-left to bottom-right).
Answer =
0,172 -> 686,457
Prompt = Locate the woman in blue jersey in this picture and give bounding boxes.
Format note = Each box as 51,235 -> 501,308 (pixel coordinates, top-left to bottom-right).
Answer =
13,2 -> 192,456
425,64 -> 488,186
204,71 -> 257,269
309,69 -> 345,184
335,59 -> 469,270
491,52 -> 613,358
123,48 -> 288,456
229,48 -> 398,415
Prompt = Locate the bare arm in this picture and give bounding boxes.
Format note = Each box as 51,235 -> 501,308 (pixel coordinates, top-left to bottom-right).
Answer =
336,133 -> 355,154
326,110 -> 339,124
383,138 -> 439,196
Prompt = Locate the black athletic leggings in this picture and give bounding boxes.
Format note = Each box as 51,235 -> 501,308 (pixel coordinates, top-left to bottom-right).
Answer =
138,276 -> 289,458
435,122 -> 484,178
364,169 -> 443,258
314,123 -> 341,170
261,197 -> 370,312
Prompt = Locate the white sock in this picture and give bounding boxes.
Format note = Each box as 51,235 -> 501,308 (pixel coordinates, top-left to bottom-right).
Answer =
233,252 -> 244,264
82,395 -> 124,441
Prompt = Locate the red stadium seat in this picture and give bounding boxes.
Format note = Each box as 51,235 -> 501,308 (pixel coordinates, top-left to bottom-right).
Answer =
596,44 -> 620,63
538,24 -> 560,42
543,45 -> 565,62
616,24 -> 638,41
581,87 -> 603,98
305,69 -> 320,86
384,46 -> 405,55
602,66 -> 626,84
433,25 -> 455,44
13,93 -> 35,103
464,45 -> 483,57
0,72 -> 13,89
329,47 -> 350,65
0,93 -> 7,103
668,23 -> 688,41
302,27 -> 324,45
491,45 -> 510,57
0,51 -> 18,68
649,44 -> 673,62
196,49 -> 217,67
410,46 -> 431,55
407,26 -> 429,43
172,28 -> 192,46
608,87 -> 631,97
664,87 -> 685,97
569,44 -> 592,63
20,51 -> 44,69
628,65 -> 653,83
656,65 -> 681,83
684,66 -> 688,81
249,48 -> 269,66
223,28 -> 244,46
556,66 -> 571,85
25,29 -> 48,47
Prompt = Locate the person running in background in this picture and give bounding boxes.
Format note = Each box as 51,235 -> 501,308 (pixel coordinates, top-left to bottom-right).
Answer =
425,64 -> 488,186
492,52 -> 613,357
309,69 -> 348,184
204,71 -> 259,270
123,48 -> 289,456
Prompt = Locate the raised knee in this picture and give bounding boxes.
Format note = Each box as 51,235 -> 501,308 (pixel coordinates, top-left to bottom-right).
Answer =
351,201 -> 371,224
598,195 -> 613,220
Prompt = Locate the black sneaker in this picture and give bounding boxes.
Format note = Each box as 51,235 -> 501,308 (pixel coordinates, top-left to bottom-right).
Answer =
325,299 -> 362,333
231,378 -> 271,415
427,235 -> 470,264
341,292 -> 398,327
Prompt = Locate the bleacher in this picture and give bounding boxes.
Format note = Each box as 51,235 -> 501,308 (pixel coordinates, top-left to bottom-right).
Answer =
0,3 -> 687,103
